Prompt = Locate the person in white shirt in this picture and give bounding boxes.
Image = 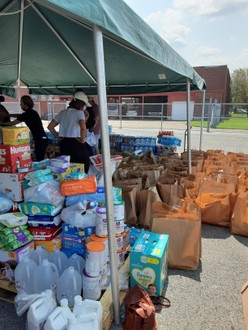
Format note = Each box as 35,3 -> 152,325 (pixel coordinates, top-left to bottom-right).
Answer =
48,91 -> 91,173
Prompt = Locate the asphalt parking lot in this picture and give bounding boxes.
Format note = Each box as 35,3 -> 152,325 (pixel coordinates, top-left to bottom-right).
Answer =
0,121 -> 247,329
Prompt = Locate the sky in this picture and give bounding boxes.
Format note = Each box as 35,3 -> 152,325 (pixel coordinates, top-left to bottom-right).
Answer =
124,0 -> 248,74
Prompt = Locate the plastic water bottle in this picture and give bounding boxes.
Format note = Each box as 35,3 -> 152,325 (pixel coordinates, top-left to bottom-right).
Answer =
26,289 -> 57,330
72,295 -> 84,317
56,266 -> 82,308
14,256 -> 37,294
44,307 -> 67,330
68,253 -> 85,275
81,299 -> 103,330
33,259 -> 59,294
29,246 -> 50,265
48,248 -> 68,276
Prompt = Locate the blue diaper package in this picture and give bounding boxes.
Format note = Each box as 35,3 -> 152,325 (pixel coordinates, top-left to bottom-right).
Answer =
65,186 -> 122,206
0,195 -> 13,214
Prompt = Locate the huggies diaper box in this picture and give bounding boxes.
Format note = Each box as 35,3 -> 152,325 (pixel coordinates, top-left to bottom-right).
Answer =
130,231 -> 169,295
0,144 -> 32,173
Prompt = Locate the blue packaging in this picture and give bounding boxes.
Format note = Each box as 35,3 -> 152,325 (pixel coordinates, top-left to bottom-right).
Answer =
62,223 -> 95,258
130,231 -> 169,295
65,186 -> 122,206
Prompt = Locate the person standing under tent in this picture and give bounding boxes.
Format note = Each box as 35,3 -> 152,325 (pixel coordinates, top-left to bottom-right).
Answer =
0,96 -> 10,125
47,91 -> 91,173
89,96 -> 100,155
0,95 -> 48,161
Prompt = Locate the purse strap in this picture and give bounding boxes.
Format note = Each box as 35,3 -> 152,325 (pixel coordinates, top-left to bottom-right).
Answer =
150,295 -> 171,308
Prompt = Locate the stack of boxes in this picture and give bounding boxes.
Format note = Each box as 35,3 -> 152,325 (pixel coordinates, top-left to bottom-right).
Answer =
0,127 -> 34,272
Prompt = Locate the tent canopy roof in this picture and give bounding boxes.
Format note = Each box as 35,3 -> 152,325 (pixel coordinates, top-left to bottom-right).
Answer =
0,0 -> 205,96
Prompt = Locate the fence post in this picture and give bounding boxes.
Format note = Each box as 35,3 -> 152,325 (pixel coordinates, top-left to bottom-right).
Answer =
207,98 -> 212,132
119,103 -> 122,129
160,104 -> 164,131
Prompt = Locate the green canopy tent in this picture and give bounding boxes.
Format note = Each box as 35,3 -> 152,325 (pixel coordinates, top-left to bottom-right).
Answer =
0,0 -> 205,325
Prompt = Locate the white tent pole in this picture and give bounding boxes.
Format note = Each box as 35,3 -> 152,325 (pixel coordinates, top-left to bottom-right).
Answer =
93,25 -> 121,325
199,89 -> 206,150
186,78 -> 192,174
17,0 -> 24,103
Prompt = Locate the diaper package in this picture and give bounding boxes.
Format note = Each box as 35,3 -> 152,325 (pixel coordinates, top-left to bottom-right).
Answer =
24,180 -> 65,206
0,212 -> 28,227
19,202 -> 63,217
0,195 -> 13,214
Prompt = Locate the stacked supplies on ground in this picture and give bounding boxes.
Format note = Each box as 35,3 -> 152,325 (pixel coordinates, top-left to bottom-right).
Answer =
19,167 -> 65,251
0,127 -> 35,273
60,175 -> 98,258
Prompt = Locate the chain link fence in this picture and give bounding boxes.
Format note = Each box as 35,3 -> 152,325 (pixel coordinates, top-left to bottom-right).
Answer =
2,101 -> 248,127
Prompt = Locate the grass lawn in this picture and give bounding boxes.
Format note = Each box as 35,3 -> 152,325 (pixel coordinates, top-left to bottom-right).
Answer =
190,113 -> 248,130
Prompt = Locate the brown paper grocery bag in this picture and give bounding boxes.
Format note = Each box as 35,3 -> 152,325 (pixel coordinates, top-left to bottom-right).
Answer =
241,281 -> 248,330
136,190 -> 158,229
151,200 -> 201,270
195,192 -> 231,227
113,178 -> 143,191
156,181 -> 184,204
121,186 -> 138,226
231,191 -> 248,236
199,180 -> 236,195
148,185 -> 162,202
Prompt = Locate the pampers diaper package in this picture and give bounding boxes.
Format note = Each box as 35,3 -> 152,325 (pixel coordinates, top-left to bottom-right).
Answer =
130,231 -> 169,295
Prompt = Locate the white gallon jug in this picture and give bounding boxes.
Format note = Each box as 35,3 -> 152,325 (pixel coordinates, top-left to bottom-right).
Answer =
33,259 -> 59,294
68,253 -> 85,275
26,289 -> 56,330
48,248 -> 68,275
60,298 -> 73,320
14,256 -> 37,294
29,246 -> 50,265
44,307 -> 67,330
67,313 -> 98,330
56,266 -> 82,308
82,299 -> 103,330
77,313 -> 99,330
72,295 -> 84,317
67,314 -> 78,330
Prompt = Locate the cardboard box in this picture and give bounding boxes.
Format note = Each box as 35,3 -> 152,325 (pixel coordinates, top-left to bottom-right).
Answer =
130,231 -> 169,295
0,173 -> 26,201
0,144 -> 32,173
34,235 -> 62,252
0,240 -> 34,265
2,126 -> 30,145
62,223 -> 95,257
241,281 -> 248,330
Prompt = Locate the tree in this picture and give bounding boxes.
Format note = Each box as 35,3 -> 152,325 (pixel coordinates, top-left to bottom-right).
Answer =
231,68 -> 248,116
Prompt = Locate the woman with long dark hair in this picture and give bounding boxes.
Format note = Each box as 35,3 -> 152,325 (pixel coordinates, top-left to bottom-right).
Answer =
0,95 -> 48,161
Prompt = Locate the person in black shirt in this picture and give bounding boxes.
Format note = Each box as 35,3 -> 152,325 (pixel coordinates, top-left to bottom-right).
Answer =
0,95 -> 48,161
0,96 -> 10,125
